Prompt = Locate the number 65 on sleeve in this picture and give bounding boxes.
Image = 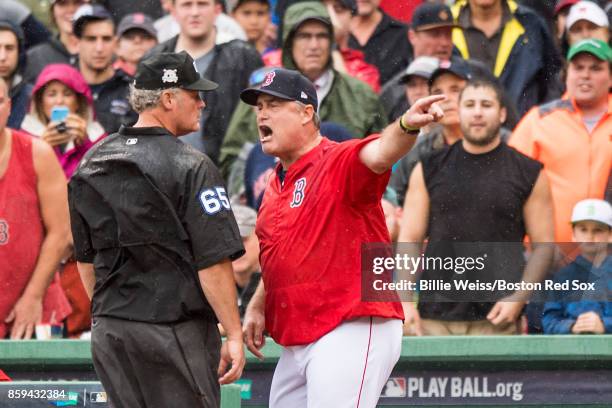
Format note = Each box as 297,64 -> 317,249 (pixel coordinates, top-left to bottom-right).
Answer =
199,186 -> 231,215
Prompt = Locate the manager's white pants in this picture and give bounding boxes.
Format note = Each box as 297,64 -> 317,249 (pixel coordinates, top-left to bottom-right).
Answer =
269,317 -> 403,408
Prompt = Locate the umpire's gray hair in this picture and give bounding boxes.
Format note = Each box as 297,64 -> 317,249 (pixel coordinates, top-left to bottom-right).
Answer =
128,84 -> 180,113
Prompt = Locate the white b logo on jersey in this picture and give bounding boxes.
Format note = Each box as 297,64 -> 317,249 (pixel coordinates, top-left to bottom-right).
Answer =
0,219 -> 9,245
290,177 -> 306,208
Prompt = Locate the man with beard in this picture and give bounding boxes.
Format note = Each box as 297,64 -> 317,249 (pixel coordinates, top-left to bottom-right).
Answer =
390,60 -> 515,207
398,77 -> 554,336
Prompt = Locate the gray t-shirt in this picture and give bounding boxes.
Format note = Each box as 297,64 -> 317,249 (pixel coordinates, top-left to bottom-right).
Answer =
583,113 -> 604,133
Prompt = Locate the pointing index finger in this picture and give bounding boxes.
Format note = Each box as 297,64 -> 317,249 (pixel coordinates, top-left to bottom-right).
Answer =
416,94 -> 447,110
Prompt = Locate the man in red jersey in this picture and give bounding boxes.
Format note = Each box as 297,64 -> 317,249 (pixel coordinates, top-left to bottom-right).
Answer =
241,68 -> 444,408
0,78 -> 72,339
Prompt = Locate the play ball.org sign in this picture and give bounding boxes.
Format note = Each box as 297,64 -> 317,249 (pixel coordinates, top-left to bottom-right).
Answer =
377,371 -> 612,405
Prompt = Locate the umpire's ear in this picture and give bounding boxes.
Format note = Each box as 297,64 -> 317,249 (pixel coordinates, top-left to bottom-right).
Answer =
160,89 -> 177,111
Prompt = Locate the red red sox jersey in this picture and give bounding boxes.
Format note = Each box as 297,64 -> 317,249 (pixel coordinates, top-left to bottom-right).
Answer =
256,136 -> 404,346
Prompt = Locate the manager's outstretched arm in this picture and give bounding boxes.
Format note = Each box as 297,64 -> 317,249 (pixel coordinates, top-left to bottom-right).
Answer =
359,94 -> 445,174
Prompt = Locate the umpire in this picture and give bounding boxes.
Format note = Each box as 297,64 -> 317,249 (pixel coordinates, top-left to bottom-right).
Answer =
68,51 -> 246,407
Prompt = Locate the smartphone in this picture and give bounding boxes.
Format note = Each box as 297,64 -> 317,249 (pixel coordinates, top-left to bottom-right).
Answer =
50,106 -> 70,123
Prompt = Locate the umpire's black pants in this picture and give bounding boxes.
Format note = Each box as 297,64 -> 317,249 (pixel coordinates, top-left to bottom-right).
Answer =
91,316 -> 221,408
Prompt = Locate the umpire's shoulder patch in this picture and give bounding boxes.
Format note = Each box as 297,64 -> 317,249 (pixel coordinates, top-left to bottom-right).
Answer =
198,186 -> 231,215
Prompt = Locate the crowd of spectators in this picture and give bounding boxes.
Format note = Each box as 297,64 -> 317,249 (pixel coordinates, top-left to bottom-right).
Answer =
0,0 -> 610,339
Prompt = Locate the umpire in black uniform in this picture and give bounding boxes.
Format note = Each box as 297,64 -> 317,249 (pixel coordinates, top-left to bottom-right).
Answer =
68,51 -> 246,407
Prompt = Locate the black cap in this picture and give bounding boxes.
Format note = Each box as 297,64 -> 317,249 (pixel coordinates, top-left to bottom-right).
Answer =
134,51 -> 218,91
72,4 -> 113,38
240,68 -> 318,112
230,0 -> 270,12
411,3 -> 457,31
117,13 -> 157,38
428,58 -> 472,87
338,0 -> 358,15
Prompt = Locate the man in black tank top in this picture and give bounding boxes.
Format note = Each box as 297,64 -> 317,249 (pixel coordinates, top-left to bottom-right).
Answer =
399,77 -> 555,336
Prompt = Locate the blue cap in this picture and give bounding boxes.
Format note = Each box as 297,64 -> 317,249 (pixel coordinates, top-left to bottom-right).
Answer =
240,68 -> 318,112
428,58 -> 472,87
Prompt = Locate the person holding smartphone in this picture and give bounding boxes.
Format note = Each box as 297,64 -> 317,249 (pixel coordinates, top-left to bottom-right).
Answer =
20,63 -> 106,178
20,63 -> 107,339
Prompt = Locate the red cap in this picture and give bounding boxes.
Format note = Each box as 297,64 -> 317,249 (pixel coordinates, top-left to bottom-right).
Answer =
555,0 -> 579,15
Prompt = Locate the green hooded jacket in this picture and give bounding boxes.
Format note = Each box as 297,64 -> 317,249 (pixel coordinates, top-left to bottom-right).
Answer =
219,1 -> 387,178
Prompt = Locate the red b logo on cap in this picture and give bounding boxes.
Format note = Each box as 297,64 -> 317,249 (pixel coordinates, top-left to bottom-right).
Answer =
262,71 -> 276,87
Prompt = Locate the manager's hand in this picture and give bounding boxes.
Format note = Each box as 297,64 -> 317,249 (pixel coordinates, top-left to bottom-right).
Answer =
243,304 -> 266,360
401,94 -> 445,130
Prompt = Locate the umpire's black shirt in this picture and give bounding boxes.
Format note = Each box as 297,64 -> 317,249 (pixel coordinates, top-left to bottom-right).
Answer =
68,126 -> 245,323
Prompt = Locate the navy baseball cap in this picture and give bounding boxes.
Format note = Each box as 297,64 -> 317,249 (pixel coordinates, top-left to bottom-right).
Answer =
240,68 -> 318,112
117,13 -> 157,38
411,2 -> 458,31
134,51 -> 218,91
72,4 -> 113,38
428,58 -> 472,87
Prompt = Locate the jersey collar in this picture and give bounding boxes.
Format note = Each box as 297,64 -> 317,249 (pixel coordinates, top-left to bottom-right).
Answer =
274,137 -> 332,188
118,125 -> 171,136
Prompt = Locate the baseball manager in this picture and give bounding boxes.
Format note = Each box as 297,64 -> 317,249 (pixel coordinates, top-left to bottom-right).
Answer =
242,68 -> 444,408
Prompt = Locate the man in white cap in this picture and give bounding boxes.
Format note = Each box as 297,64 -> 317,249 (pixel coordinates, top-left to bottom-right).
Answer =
566,0 -> 610,46
542,198 -> 611,334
